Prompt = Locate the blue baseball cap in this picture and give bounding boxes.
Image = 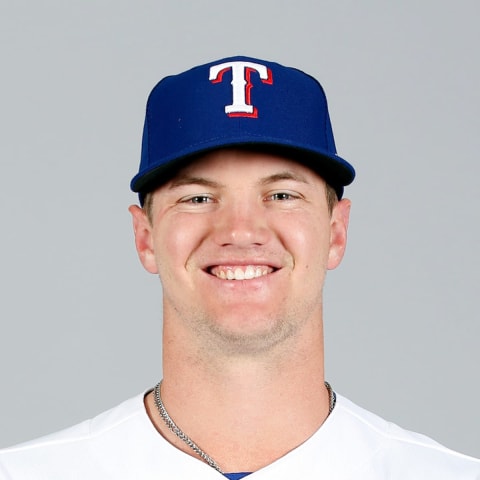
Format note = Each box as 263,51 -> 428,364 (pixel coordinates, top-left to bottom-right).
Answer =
131,55 -> 355,203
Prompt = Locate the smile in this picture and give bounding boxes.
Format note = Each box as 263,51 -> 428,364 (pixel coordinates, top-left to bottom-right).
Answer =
209,265 -> 275,280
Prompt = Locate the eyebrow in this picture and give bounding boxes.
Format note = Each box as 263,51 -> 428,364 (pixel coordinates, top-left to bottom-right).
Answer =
259,171 -> 309,185
168,176 -> 225,189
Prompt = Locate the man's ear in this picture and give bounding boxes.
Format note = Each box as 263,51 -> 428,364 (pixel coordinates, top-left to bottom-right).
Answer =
128,205 -> 159,274
327,198 -> 351,270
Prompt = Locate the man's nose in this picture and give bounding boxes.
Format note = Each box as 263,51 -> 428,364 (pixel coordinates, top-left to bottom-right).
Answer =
211,201 -> 271,247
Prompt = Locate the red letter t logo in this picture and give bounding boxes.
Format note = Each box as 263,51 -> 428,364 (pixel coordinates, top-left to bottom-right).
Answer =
209,61 -> 273,118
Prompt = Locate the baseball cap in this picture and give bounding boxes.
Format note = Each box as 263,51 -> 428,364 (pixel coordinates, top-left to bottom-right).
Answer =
131,55 -> 355,203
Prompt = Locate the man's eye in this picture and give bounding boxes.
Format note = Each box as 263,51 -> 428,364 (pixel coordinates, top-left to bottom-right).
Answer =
267,192 -> 296,201
183,195 -> 213,204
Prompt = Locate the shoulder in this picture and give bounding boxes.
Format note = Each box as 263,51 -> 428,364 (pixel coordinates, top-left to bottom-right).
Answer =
0,392 -> 158,480
331,394 -> 480,479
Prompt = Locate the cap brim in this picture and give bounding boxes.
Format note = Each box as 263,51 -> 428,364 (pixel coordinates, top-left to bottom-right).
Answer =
131,139 -> 355,201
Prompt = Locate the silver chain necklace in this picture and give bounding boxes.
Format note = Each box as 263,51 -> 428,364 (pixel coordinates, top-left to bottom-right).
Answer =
153,380 -> 336,474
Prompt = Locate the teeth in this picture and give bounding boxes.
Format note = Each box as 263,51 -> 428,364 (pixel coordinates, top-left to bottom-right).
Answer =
244,266 -> 255,279
234,267 -> 245,280
212,265 -> 272,280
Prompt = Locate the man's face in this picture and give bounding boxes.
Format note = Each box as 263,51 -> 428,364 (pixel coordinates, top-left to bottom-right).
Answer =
130,149 -> 350,355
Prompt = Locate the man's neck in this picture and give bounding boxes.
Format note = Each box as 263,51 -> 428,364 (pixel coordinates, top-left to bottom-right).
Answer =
145,317 -> 330,473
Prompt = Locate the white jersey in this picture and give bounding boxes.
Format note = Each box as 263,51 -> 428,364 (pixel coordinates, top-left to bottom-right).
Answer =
1,391 -> 479,479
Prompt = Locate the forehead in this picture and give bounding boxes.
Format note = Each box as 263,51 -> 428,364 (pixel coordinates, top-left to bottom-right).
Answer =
165,148 -> 327,186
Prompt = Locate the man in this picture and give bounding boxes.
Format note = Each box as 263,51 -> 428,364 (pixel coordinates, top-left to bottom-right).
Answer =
1,56 -> 479,479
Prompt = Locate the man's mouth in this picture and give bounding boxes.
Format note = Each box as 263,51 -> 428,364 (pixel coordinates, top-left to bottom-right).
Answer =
209,265 -> 275,280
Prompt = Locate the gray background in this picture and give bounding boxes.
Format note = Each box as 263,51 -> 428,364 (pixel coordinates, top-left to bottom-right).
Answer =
1,0 -> 479,458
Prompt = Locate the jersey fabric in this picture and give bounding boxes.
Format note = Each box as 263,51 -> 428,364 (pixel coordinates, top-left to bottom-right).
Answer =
223,474 -> 251,479
1,391 -> 479,479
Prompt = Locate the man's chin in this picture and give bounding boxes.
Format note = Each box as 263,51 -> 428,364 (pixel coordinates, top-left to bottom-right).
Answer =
202,315 -> 299,357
